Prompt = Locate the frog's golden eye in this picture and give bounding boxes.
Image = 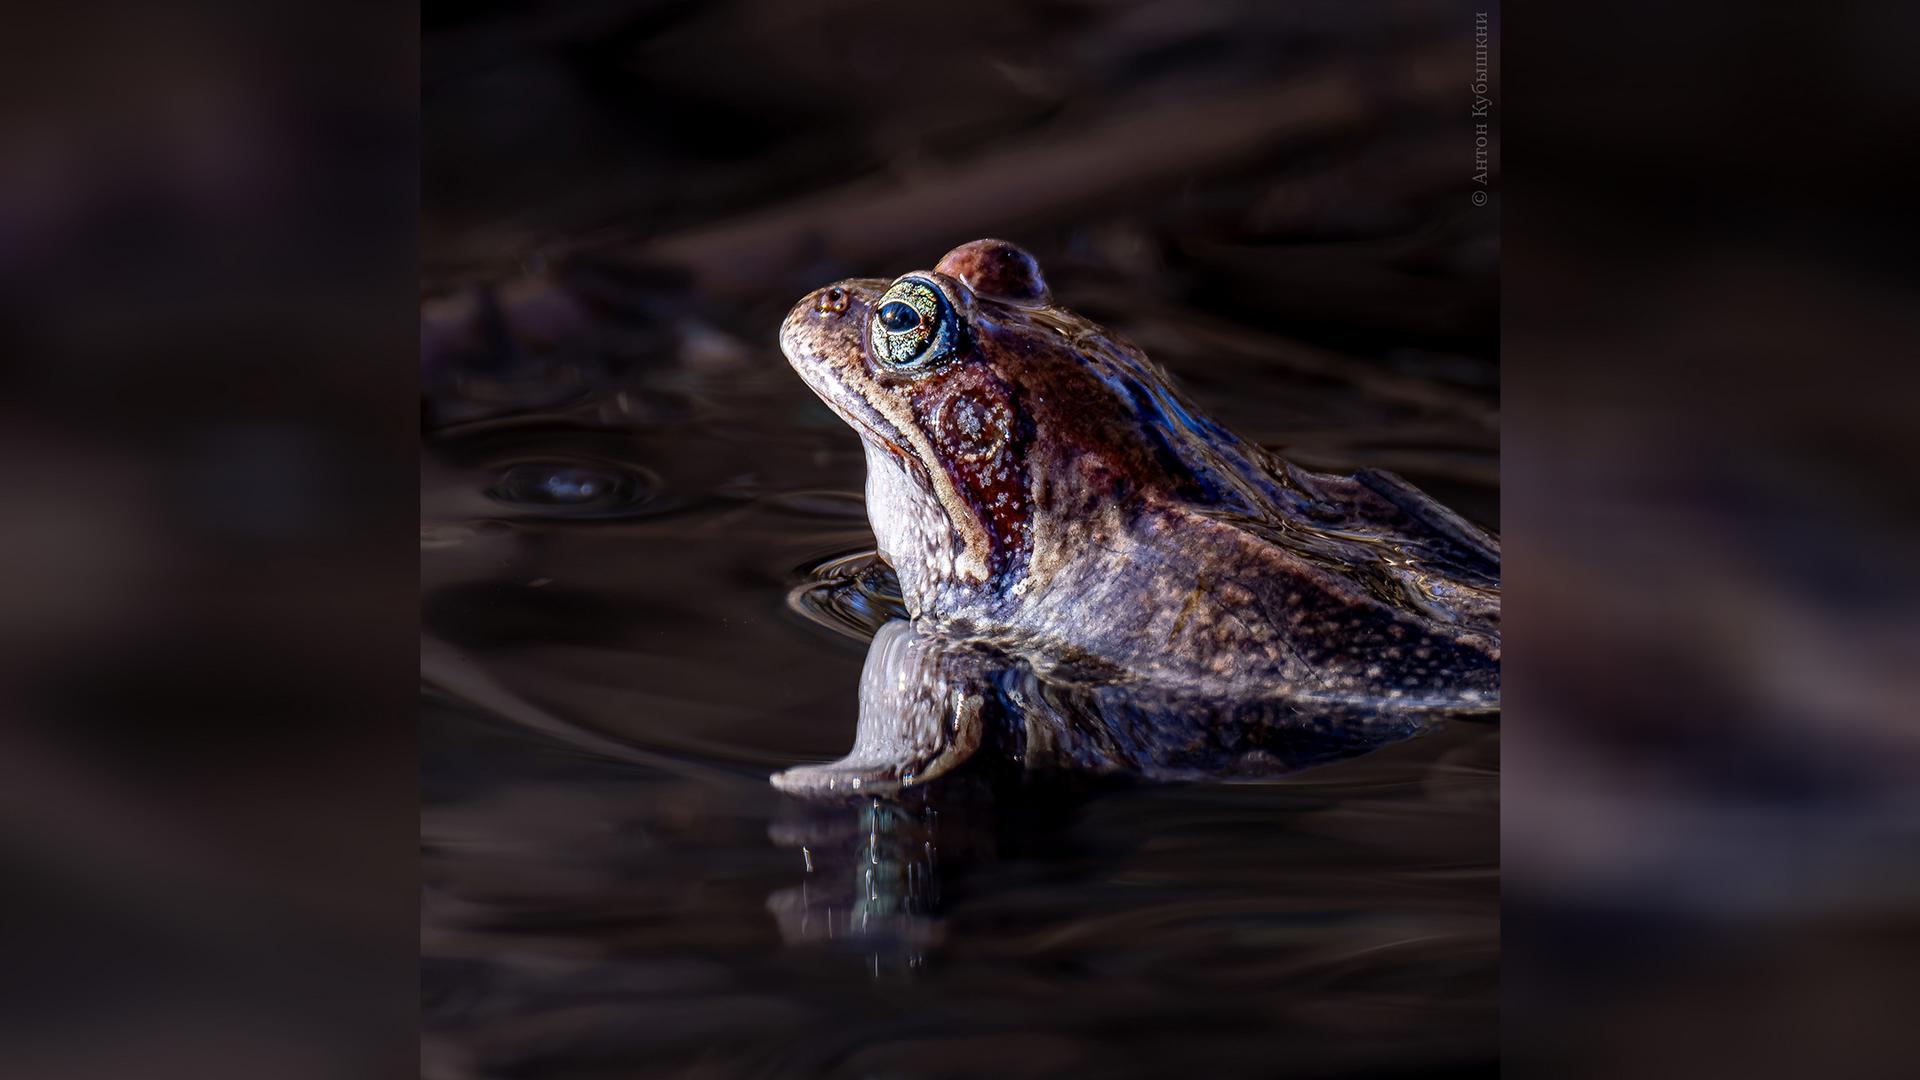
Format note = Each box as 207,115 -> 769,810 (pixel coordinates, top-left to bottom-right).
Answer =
870,277 -> 960,372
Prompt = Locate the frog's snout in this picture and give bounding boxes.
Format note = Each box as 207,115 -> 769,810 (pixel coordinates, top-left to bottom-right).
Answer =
785,285 -> 857,335
782,286 -> 850,344
780,284 -> 866,378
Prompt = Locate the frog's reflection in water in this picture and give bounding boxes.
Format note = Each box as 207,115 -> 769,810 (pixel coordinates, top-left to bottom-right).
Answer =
765,619 -> 1448,961
765,779 -> 1028,964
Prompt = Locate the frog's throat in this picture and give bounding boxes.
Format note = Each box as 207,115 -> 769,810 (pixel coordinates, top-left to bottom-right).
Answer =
840,379 -> 990,584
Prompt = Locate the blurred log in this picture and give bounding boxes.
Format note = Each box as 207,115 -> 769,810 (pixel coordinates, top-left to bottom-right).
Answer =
563,43 -> 1473,295
1086,288 -> 1500,430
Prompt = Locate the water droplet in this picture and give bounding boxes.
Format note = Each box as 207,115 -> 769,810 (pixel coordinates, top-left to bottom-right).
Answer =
485,459 -> 662,518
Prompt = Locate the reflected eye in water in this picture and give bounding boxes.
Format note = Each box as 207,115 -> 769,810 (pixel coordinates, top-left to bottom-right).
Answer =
869,277 -> 960,371
485,459 -> 663,518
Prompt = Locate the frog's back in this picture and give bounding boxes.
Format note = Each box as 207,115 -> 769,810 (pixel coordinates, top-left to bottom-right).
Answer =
1027,328 -> 1501,646
1005,477 -> 1498,707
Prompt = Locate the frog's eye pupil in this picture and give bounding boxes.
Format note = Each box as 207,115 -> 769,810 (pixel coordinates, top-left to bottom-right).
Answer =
878,301 -> 919,332
871,277 -> 961,372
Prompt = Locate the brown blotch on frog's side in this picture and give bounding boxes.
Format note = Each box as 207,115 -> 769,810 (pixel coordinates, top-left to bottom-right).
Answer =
905,362 -> 1032,578
777,239 -> 1500,707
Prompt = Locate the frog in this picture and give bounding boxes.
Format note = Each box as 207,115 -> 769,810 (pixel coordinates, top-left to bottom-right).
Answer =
778,239 -> 1499,711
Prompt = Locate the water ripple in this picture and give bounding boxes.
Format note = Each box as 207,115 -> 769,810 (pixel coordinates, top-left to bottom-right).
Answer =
785,549 -> 908,643
485,459 -> 664,518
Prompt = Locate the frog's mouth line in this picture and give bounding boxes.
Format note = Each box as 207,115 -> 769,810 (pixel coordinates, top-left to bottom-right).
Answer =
784,344 -> 916,464
781,318 -> 992,581
785,352 -> 995,584
779,313 -> 896,457
807,387 -> 911,462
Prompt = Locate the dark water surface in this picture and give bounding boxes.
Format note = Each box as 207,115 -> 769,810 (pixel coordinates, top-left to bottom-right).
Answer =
420,320 -> 1498,1076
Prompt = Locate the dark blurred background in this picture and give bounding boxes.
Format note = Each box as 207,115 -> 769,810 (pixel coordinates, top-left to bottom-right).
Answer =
1,2 -> 417,1078
1505,3 -> 1920,1076
2,0 -> 1916,1077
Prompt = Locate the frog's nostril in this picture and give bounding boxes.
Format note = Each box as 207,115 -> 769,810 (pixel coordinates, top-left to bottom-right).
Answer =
815,287 -> 849,316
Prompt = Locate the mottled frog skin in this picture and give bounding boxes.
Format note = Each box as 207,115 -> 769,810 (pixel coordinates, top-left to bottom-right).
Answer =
779,240 -> 1499,708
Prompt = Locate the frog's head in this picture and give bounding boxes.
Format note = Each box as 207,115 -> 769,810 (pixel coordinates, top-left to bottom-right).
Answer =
780,239 -> 1235,607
